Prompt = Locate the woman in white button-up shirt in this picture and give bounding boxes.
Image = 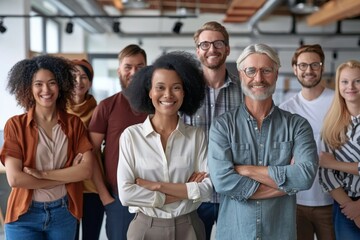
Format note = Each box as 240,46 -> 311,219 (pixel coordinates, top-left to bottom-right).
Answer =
117,51 -> 213,240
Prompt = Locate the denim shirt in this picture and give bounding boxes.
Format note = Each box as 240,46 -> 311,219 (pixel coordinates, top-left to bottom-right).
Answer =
208,103 -> 318,240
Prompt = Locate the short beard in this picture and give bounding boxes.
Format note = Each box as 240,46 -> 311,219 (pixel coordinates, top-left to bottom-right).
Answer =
241,81 -> 276,101
199,55 -> 226,70
298,77 -> 322,89
120,77 -> 127,90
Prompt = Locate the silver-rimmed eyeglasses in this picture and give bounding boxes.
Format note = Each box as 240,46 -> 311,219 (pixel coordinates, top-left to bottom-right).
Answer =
297,62 -> 322,71
241,67 -> 275,78
197,40 -> 226,50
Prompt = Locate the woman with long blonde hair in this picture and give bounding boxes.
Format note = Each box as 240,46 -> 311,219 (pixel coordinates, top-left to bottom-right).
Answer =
320,60 -> 360,239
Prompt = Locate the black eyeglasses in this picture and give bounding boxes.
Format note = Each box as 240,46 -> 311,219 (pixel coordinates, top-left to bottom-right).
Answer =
197,40 -> 226,50
296,62 -> 322,71
241,67 -> 275,78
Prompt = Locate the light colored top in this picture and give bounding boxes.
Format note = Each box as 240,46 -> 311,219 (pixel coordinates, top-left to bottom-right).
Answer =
320,115 -> 360,198
33,124 -> 67,201
182,71 -> 242,203
279,88 -> 334,206
208,104 -> 318,240
117,116 -> 212,218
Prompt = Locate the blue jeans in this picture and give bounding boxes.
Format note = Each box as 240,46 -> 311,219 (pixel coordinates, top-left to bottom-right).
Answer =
333,200 -> 360,240
197,202 -> 219,240
104,194 -> 135,240
5,195 -> 77,240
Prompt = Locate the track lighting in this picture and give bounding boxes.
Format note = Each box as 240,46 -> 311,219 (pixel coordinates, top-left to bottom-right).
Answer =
299,38 -> 304,46
112,20 -> 120,33
65,20 -> 73,34
172,21 -> 183,34
0,18 -> 6,33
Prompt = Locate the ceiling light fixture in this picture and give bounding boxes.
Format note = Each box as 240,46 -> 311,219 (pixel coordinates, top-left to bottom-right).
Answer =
288,0 -> 320,15
172,20 -> 183,34
0,18 -> 7,33
65,19 -> 74,34
112,20 -> 121,33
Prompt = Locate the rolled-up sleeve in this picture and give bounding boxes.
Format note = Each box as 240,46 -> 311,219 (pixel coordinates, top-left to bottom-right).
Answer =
187,128 -> 213,202
268,116 -> 318,195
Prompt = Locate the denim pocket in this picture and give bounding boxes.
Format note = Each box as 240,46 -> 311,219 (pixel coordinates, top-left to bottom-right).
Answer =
269,141 -> 293,165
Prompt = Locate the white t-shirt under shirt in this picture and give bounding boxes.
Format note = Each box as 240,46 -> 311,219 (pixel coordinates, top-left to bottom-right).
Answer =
279,88 -> 334,206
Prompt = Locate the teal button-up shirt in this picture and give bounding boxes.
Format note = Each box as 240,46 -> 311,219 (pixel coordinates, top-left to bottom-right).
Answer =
208,103 -> 318,240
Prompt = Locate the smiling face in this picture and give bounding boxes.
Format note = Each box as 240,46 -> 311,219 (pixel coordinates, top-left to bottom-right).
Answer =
149,69 -> 184,117
32,69 -> 59,110
240,53 -> 277,101
117,53 -> 146,89
293,52 -> 323,88
339,66 -> 360,106
196,30 -> 229,70
74,65 -> 92,102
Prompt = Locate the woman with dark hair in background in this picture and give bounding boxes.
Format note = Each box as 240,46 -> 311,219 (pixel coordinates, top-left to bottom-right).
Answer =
67,59 -> 104,240
117,51 -> 212,240
0,55 -> 93,239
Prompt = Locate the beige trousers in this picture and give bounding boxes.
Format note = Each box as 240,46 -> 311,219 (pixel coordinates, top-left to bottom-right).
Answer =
127,211 -> 206,240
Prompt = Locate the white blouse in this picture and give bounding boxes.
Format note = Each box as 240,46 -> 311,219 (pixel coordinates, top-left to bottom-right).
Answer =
117,116 -> 212,218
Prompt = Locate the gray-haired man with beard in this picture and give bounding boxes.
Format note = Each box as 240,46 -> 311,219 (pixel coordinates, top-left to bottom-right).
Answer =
182,21 -> 242,239
208,43 -> 318,240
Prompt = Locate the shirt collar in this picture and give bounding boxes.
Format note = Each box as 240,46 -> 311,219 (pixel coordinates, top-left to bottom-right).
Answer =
26,106 -> 67,129
142,115 -> 187,138
243,102 -> 275,121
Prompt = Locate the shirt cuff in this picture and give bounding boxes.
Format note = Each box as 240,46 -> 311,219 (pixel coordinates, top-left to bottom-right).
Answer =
153,191 -> 166,207
186,182 -> 201,202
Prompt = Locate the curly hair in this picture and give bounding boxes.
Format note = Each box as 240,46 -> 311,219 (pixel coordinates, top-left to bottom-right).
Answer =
124,51 -> 205,115
7,55 -> 76,111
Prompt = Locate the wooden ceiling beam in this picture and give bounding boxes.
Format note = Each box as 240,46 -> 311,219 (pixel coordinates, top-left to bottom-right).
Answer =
307,0 -> 360,26
227,9 -> 257,16
223,16 -> 249,23
224,0 -> 265,23
148,1 -> 228,10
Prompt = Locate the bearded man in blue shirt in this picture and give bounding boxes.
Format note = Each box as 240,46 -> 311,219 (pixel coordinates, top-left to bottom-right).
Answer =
208,43 -> 318,240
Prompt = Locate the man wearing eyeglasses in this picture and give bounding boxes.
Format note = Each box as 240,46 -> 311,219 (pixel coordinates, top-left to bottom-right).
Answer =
208,43 -> 318,240
182,21 -> 243,240
279,44 -> 335,240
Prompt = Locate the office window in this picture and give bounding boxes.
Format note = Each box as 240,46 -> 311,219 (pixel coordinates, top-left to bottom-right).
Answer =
30,10 -> 60,53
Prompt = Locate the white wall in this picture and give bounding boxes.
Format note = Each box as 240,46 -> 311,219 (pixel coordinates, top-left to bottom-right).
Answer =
0,0 -> 30,129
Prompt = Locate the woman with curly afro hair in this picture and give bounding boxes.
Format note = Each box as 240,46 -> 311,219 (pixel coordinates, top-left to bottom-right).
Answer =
118,51 -> 213,240
0,55 -> 94,239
